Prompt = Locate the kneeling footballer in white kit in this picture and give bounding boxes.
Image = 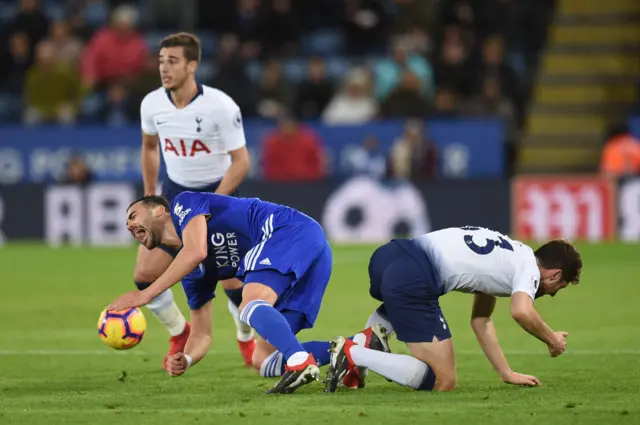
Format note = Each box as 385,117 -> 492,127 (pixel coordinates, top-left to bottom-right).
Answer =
326,226 -> 582,392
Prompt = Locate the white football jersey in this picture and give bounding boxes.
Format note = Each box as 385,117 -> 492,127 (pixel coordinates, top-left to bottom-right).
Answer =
140,85 -> 246,188
414,226 -> 541,301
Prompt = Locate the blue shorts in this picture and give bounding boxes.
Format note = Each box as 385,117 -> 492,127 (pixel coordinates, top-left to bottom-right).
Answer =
368,239 -> 451,343
181,258 -> 221,310
159,178 -> 239,258
236,213 -> 332,332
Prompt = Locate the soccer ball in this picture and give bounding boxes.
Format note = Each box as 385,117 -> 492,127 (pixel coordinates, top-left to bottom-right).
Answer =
97,307 -> 147,350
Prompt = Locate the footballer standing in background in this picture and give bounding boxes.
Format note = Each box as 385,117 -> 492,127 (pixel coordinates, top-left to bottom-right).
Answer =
134,32 -> 254,371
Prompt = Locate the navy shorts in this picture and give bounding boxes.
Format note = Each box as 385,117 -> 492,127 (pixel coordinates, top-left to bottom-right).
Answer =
158,178 -> 240,257
368,239 -> 451,343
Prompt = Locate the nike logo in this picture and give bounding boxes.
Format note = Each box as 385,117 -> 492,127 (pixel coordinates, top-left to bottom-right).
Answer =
156,121 -> 167,125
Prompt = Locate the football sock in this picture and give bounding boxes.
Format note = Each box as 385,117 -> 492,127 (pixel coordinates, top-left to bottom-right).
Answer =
366,307 -> 395,336
260,340 -> 347,377
227,299 -> 254,341
144,288 -> 187,337
240,300 -> 307,366
349,345 -> 434,390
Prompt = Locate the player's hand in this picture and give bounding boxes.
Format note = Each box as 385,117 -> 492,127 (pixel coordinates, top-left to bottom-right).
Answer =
501,371 -> 542,387
548,331 -> 569,357
107,290 -> 152,311
166,353 -> 187,377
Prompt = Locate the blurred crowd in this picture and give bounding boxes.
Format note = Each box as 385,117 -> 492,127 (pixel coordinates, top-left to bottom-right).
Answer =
1,0 -> 557,180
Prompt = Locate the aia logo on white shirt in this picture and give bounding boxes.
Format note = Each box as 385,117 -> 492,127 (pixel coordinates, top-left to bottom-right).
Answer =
164,139 -> 211,157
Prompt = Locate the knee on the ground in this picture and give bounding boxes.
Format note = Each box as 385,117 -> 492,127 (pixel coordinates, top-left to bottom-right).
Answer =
251,346 -> 272,373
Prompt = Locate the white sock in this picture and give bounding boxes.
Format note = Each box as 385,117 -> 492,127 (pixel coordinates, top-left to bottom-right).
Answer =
366,309 -> 394,336
286,351 -> 309,368
145,289 -> 187,337
227,299 -> 254,342
350,345 -> 427,389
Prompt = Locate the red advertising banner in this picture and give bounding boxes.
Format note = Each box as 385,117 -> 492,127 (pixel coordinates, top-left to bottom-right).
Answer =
512,176 -> 616,241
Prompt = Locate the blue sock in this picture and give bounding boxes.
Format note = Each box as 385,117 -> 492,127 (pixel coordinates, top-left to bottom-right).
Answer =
302,341 -> 331,366
224,287 -> 243,308
240,300 -> 305,361
418,368 -> 437,391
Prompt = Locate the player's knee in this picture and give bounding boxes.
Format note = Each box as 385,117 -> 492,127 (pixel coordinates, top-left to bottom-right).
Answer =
239,283 -> 277,312
434,374 -> 457,392
133,260 -> 165,283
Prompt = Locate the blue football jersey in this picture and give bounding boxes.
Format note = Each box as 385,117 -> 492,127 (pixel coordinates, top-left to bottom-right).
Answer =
170,191 -> 305,280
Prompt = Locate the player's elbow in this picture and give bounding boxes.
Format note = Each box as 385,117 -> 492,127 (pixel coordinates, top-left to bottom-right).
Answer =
510,305 -> 531,324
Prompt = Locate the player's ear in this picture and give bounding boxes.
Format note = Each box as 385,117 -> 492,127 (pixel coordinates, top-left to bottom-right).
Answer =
188,60 -> 197,74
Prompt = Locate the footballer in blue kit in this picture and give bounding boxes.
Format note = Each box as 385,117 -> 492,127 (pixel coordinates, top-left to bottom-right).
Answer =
109,191 -> 340,393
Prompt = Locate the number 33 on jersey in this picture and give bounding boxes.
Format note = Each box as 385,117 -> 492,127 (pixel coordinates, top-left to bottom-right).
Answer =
415,226 -> 540,301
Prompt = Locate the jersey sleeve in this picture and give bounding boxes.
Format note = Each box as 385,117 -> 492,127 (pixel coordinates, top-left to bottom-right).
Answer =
171,192 -> 209,233
217,98 -> 246,152
511,263 -> 541,302
140,95 -> 157,136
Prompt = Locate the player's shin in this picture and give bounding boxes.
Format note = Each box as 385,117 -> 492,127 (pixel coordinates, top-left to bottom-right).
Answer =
239,300 -> 308,366
350,345 -> 435,390
139,285 -> 187,336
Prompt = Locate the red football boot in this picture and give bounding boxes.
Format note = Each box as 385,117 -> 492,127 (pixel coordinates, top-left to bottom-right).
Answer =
265,353 -> 320,394
163,322 -> 191,370
237,337 -> 256,367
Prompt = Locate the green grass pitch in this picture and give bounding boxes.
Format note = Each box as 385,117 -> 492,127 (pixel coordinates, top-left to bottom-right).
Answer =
0,243 -> 638,424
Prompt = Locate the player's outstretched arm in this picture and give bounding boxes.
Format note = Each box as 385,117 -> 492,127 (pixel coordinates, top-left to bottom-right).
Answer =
215,146 -> 250,196
142,215 -> 208,300
141,132 -> 160,195
511,292 -> 568,357
108,215 -> 208,311
473,293 -> 542,387
167,302 -> 213,376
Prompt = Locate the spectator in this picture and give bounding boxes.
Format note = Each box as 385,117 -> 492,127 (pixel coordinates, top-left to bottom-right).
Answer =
342,135 -> 387,178
80,5 -> 148,89
462,76 -> 517,141
209,33 -> 256,116
323,67 -> 377,125
262,115 -> 325,181
380,69 -> 430,118
388,120 -> 437,180
374,37 -> 433,101
390,0 -> 437,36
44,20 -> 83,67
1,32 -> 32,95
260,0 -> 301,58
343,0 -> 391,55
227,0 -> 263,60
430,85 -> 459,118
475,35 -> 519,108
256,59 -> 293,119
101,83 -> 130,127
6,0 -> 50,53
61,154 -> 93,185
294,57 -> 334,120
23,40 -> 82,125
126,56 -> 160,119
433,25 -> 474,97
65,0 -> 110,39
600,124 -> 640,178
